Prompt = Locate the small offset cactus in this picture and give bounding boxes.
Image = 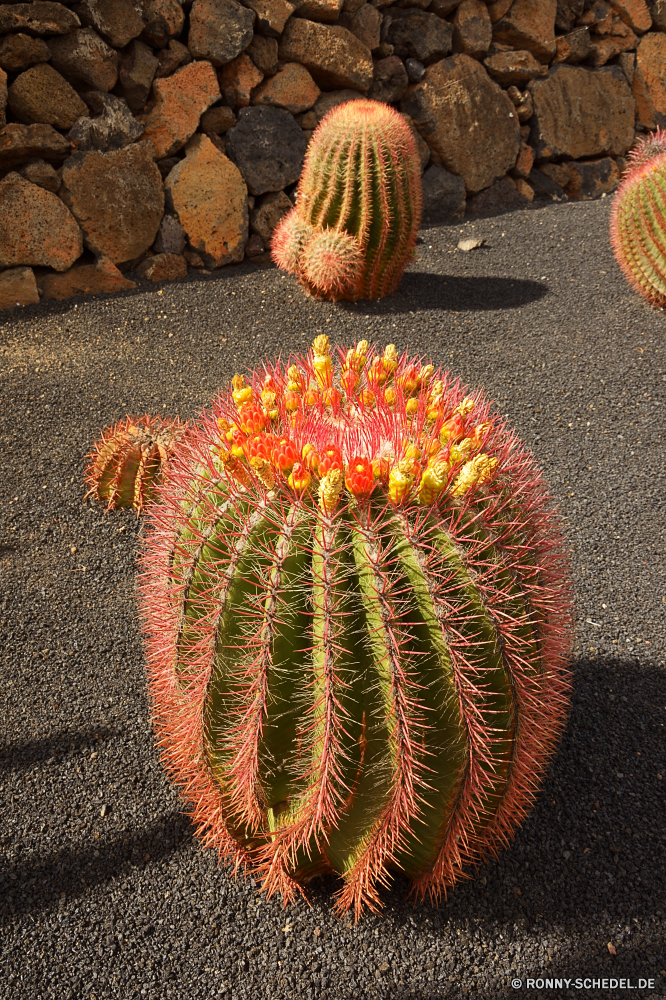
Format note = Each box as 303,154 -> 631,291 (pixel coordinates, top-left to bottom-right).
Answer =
271,100 -> 422,301
138,338 -> 572,919
610,127 -> 666,308
85,414 -> 188,515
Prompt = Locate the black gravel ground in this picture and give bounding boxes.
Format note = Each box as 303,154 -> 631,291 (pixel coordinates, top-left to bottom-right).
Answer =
1,197 -> 665,1000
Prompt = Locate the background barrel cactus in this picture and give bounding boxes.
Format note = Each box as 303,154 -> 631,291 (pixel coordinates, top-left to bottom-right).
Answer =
610,127 -> 666,308
85,414 -> 188,515
271,100 -> 422,302
138,337 -> 572,919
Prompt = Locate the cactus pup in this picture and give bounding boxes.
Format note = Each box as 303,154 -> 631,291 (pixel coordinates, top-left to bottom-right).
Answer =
138,337 -> 573,919
610,127 -> 666,308
85,414 -> 188,515
271,100 -> 422,301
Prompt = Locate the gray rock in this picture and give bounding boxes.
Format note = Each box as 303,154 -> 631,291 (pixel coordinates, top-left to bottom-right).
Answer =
73,0 -> 144,49
188,0 -> 256,67
47,27 -> 119,93
0,34 -> 51,74
405,57 -> 426,82
369,55 -> 409,102
18,157 -> 61,193
0,3 -> 81,37
383,9 -> 453,64
68,93 -> 144,152
118,40 -> 159,114
421,164 -> 465,223
225,105 -> 308,196
250,189 -> 293,245
153,214 -> 187,255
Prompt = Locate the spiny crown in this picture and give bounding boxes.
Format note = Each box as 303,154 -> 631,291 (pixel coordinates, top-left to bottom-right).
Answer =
626,126 -> 666,174
215,336 -> 499,512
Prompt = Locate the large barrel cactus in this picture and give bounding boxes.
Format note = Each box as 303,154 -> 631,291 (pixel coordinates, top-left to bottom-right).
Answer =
138,337 -> 572,919
610,127 -> 666,308
271,99 -> 422,301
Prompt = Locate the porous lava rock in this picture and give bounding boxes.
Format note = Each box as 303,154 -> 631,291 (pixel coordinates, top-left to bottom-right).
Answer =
39,255 -> 137,299
0,266 -> 40,310
139,59 -> 221,158
8,63 -> 90,129
492,0 -> 558,63
250,189 -> 293,245
59,140 -> 164,263
68,92 -> 144,152
47,27 -> 119,92
136,252 -> 188,281
632,30 -> 666,128
0,3 -> 81,37
141,0 -> 185,50
369,55 -> 409,103
483,49 -> 549,86
218,54 -> 264,107
242,0 -> 296,38
0,171 -> 82,271
421,163 -> 466,222
452,0 -> 492,58
0,33 -> 51,73
564,157 -> 621,199
225,104 -> 308,195
74,0 -> 144,50
252,62 -> 321,114
384,9 -> 453,64
164,133 -> 248,268
278,19 -> 373,91
188,0 -> 255,66
118,40 -> 159,114
18,157 -> 60,192
0,122 -> 72,169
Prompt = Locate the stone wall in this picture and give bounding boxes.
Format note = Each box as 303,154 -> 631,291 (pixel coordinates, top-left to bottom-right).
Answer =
0,0 -> 662,307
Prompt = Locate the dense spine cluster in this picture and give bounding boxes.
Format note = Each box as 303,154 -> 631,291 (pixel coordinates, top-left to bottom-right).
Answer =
271,100 -> 422,301
610,127 -> 666,308
85,414 -> 188,515
138,337 -> 572,919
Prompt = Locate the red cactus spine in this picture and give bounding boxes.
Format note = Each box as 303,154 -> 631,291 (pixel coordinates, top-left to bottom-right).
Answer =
138,337 -> 573,919
84,414 -> 188,515
609,127 -> 666,308
271,99 -> 423,302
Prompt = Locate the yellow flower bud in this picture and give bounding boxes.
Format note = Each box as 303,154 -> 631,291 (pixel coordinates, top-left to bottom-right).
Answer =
384,386 -> 397,407
406,397 -> 419,416
288,462 -> 312,493
319,467 -> 343,514
417,461 -> 448,505
451,454 -> 498,497
388,466 -> 413,505
313,334 -> 332,389
454,396 -> 476,418
249,456 -> 275,489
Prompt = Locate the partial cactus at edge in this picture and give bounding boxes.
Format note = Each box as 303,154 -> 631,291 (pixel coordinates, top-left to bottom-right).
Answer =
271,100 -> 422,301
610,127 -> 666,308
137,337 -> 573,919
85,414 -> 188,515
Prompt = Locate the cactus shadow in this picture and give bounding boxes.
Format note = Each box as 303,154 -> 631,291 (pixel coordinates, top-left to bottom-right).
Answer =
0,725 -> 117,773
338,272 -> 548,315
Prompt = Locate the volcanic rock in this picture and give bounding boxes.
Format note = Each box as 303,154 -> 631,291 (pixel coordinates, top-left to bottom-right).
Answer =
484,49 -> 549,85
0,123 -> 71,169
250,189 -> 293,245
18,158 -> 60,192
528,64 -> 635,160
141,0 -> 186,49
73,0 -> 144,49
139,59 -> 221,159
47,27 -> 119,93
0,3 -> 81,37
252,63 -> 320,113
492,0 -> 557,63
68,93 -> 144,152
369,55 -> 409,102
247,35 -> 279,76
118,40 -> 159,114
465,175 -> 531,216
155,39 -> 192,78
564,156 -> 621,198
421,164 -> 466,223
218,54 -> 263,107
7,63 -> 90,129
338,4 -> 382,49
165,133 -> 248,268
0,34 -> 51,73
200,105 -> 236,135
384,9 -> 453,63
188,0 -> 255,66
225,104 -> 307,195
632,30 -> 666,128
0,171 -> 82,271
296,0 -> 344,21
0,68 -> 5,128
153,214 -> 186,255
452,0 -> 492,58
136,253 -> 188,281
59,140 -> 164,263
242,0 -> 296,38
279,19 -> 373,91
39,255 -> 136,299
401,53 -> 520,193
0,267 -> 40,310
312,88 -> 366,120
554,0 -> 584,33
552,26 -> 594,63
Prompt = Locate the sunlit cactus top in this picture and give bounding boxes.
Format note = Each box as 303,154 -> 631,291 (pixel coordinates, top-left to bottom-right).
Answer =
138,337 -> 573,920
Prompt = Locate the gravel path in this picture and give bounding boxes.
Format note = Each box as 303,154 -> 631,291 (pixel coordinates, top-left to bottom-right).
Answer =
1,198 -> 664,1000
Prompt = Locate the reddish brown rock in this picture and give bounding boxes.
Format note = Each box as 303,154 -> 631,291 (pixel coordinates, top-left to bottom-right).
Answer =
0,3 -> 81,36
611,0 -> 652,32
0,68 -> 6,129
141,0 -> 186,49
401,112 -> 431,171
452,0 -> 492,58
0,267 -> 40,310
118,40 -> 159,114
589,31 -> 637,67
0,123 -> 71,169
0,34 -> 51,73
493,0 -> 557,63
511,141 -> 535,179
0,171 -> 82,271
296,0 -> 344,22
552,26 -> 594,63
155,39 -> 192,79
164,133 -> 248,268
75,0 -> 144,49
339,4 -> 381,49
514,177 -> 534,200
528,65 -> 635,161
245,233 -> 265,256
401,54 -> 520,193
247,35 -> 279,76
484,49 -> 548,85
538,161 -> 573,188
136,253 -> 187,281
649,0 -> 666,30
200,105 -> 237,135
487,0 -> 513,22
39,255 -> 136,299
139,60 -> 221,159
279,19 -> 374,91
632,30 -> 666,128
59,141 -> 164,264
465,175 -> 531,216
505,84 -> 534,121
250,189 -> 292,245
218,54 -> 264,108
7,63 -> 89,130
252,63 -> 320,113
188,0 -> 256,66
369,55 -> 409,103
242,0 -> 296,38
555,0 -> 584,32
564,156 -> 620,198
47,28 -> 119,93
18,158 -> 60,192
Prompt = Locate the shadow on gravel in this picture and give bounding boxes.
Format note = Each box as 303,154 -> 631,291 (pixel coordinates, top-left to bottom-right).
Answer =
0,726 -> 117,772
339,273 -> 548,315
2,810 -> 193,917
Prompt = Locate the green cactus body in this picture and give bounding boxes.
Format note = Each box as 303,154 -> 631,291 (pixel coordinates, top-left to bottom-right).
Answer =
610,127 -> 666,308
271,100 -> 423,301
139,339 -> 572,918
